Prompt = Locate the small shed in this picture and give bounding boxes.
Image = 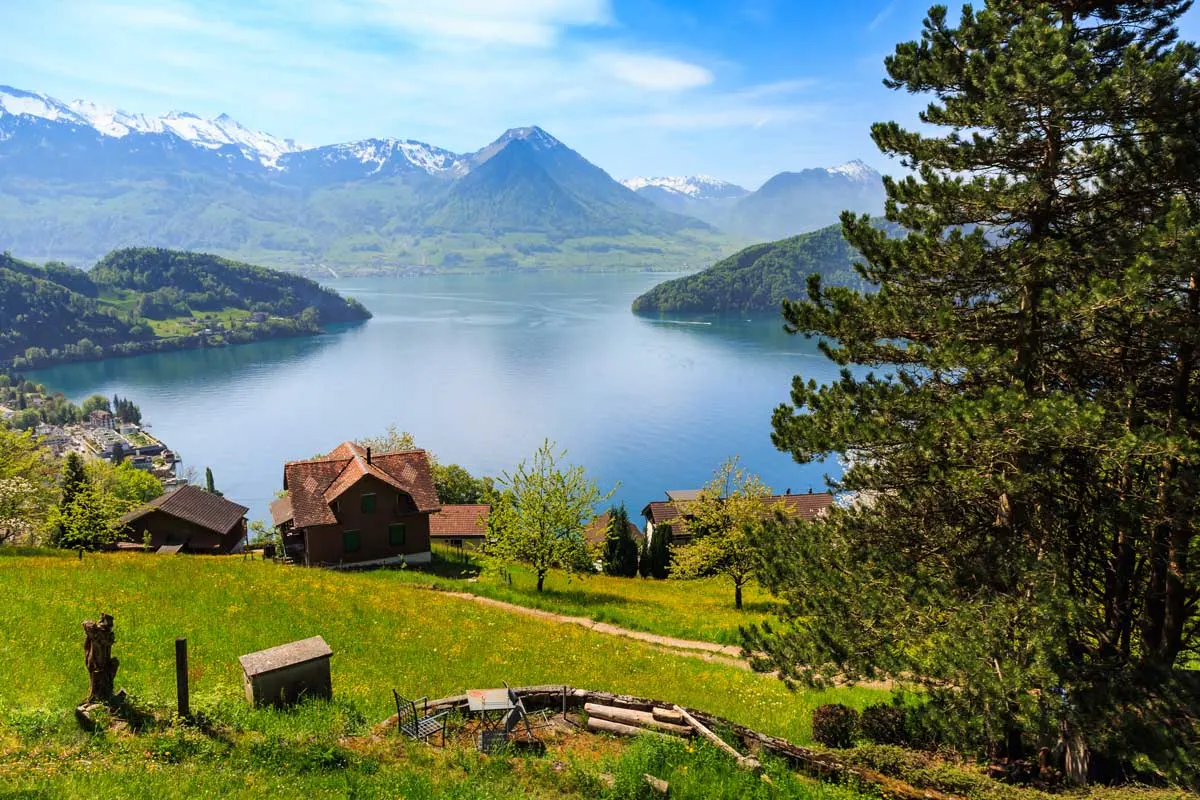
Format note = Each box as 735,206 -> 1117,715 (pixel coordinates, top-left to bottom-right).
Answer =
238,636 -> 333,708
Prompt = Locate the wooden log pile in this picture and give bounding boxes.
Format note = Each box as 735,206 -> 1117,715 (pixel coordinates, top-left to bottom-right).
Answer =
373,684 -> 963,800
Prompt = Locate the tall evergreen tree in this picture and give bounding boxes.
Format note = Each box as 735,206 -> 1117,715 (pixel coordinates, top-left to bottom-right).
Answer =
203,466 -> 222,496
601,504 -> 640,577
748,0 -> 1200,781
647,523 -> 672,580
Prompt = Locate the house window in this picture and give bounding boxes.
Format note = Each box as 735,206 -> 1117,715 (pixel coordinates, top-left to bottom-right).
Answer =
389,523 -> 406,546
361,493 -> 376,514
343,530 -> 361,553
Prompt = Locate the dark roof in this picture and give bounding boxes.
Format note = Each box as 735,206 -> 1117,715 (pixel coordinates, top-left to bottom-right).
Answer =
239,636 -> 332,677
640,491 -> 835,529
641,501 -> 683,526
283,442 -> 439,529
119,484 -> 248,535
773,492 -> 836,520
430,504 -> 489,537
269,495 -> 294,527
584,511 -> 645,548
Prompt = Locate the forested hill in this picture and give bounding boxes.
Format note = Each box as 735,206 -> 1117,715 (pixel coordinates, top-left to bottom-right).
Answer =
631,222 -> 865,315
0,255 -> 144,362
0,248 -> 370,368
91,249 -> 370,323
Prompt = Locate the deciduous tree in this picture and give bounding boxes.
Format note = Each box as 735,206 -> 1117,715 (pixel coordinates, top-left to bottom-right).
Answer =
670,457 -> 784,609
487,439 -> 614,592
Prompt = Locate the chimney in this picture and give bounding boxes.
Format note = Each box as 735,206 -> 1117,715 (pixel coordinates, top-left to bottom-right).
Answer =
808,487 -> 813,494
785,488 -> 791,495
366,447 -> 372,465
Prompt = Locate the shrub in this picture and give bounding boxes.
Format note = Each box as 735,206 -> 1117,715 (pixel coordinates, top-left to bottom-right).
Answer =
812,703 -> 859,749
860,703 -> 908,745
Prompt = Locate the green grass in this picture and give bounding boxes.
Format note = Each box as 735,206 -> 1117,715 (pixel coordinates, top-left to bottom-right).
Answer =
0,550 -> 884,797
385,546 -> 776,646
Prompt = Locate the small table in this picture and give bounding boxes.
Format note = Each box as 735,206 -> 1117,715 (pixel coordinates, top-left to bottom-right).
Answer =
466,688 -> 515,731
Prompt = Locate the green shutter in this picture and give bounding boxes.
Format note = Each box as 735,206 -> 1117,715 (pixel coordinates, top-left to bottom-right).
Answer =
361,493 -> 376,514
389,523 -> 406,546
343,530 -> 360,553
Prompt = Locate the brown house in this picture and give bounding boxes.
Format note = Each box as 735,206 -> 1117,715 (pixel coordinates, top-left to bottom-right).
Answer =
429,504 -> 490,549
119,484 -> 249,553
583,510 -> 645,552
641,489 -> 836,545
272,441 -> 440,567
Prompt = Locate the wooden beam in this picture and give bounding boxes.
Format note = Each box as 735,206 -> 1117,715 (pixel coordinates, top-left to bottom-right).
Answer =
585,703 -> 693,736
673,705 -> 761,772
587,716 -> 669,738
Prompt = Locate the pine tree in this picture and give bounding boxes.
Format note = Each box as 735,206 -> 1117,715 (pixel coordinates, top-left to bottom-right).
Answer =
749,0 -> 1200,778
601,504 -> 639,577
204,466 -> 222,496
647,523 -> 672,580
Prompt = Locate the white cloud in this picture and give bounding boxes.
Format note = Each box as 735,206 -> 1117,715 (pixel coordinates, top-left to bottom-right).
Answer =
595,53 -> 713,91
333,0 -> 611,47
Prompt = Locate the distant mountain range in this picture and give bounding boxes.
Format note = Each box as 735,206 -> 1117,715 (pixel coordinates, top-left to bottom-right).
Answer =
0,84 -> 888,274
0,86 -> 724,273
623,161 -> 886,243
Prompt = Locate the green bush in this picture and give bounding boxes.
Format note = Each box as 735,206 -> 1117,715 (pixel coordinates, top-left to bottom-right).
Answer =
859,703 -> 908,745
811,704 -> 859,749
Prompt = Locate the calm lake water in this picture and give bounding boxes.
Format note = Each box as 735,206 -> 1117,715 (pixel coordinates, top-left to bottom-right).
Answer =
29,272 -> 843,523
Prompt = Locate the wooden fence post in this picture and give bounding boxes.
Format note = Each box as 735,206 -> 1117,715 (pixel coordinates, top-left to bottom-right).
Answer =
175,638 -> 189,718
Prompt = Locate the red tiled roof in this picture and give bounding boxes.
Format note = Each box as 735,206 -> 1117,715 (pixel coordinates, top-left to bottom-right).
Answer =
119,484 -> 248,535
430,504 -> 489,537
584,511 -> 644,548
283,442 -> 439,529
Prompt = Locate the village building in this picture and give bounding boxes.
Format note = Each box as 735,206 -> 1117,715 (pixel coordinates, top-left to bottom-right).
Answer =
583,509 -> 645,552
86,409 -> 116,430
429,504 -> 490,549
641,488 -> 836,544
118,484 -> 249,554
271,441 -> 440,568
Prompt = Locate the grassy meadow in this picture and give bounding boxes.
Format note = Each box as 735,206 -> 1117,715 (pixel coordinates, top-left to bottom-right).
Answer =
0,549 -> 883,797
381,546 -> 776,646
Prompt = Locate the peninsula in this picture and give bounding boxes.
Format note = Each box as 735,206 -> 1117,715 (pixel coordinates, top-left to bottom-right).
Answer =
0,247 -> 371,369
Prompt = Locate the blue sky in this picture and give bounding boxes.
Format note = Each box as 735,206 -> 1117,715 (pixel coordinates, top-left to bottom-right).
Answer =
3,0 -> 1199,189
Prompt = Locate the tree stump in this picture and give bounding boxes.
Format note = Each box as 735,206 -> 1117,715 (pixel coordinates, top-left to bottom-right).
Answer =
83,613 -> 119,704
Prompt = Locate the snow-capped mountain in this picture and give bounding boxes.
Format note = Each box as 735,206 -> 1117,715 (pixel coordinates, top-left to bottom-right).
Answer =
621,175 -> 748,200
825,159 -> 877,182
0,85 -> 301,167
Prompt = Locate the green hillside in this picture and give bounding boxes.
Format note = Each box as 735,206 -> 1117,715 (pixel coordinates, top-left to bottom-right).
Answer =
631,222 -> 865,315
0,248 -> 370,368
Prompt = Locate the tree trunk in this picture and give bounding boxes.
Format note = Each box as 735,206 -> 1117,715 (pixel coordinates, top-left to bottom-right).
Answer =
82,613 -> 118,704
735,582 -> 743,610
537,570 -> 546,592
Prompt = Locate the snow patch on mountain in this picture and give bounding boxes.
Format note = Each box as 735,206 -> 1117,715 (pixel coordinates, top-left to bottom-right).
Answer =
826,159 -> 878,182
0,85 -> 302,167
317,138 -> 470,176
622,175 -> 746,199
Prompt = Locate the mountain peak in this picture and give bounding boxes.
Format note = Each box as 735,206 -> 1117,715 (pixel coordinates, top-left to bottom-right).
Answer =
493,125 -> 563,151
0,84 -> 300,167
826,159 -> 877,181
622,175 -> 747,200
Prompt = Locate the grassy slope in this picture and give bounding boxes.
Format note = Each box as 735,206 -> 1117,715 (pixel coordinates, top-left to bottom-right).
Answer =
387,547 -> 774,646
0,551 -> 879,737
0,550 -> 881,798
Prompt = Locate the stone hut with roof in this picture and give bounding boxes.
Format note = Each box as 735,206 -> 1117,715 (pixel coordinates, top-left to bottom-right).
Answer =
118,484 -> 249,553
271,441 -> 439,568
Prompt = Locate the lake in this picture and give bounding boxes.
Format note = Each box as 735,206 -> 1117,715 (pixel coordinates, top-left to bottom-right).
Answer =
29,271 -> 844,524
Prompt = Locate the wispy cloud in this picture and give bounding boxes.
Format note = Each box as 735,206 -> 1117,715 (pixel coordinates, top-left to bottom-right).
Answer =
868,1 -> 900,33
594,53 -> 713,91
